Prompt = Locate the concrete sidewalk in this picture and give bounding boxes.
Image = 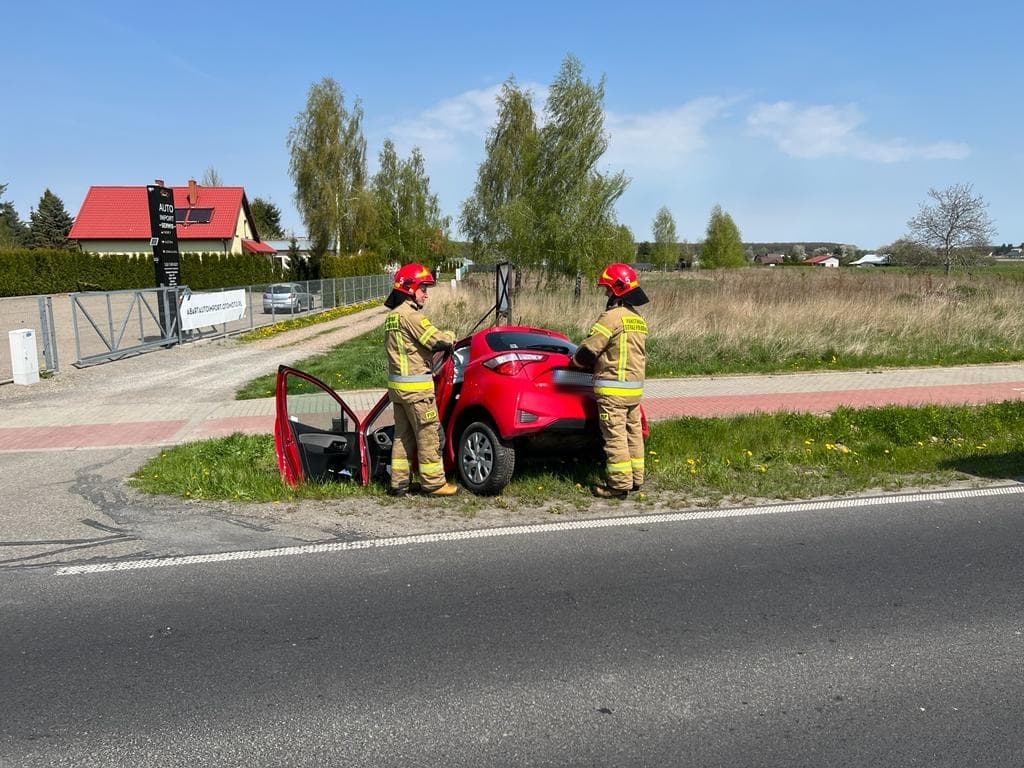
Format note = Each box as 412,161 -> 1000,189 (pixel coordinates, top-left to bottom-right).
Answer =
3,362 -> 1024,451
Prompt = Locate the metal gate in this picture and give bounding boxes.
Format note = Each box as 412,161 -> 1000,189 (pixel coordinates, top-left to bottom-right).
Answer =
70,287 -> 181,367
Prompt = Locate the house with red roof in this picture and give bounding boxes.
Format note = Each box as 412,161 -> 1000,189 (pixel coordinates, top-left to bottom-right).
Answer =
69,180 -> 278,263
804,253 -> 839,268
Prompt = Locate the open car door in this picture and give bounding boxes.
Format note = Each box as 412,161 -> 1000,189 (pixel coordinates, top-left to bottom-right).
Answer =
274,365 -> 392,487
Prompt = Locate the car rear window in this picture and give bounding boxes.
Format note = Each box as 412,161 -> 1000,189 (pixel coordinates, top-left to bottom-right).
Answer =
484,330 -> 576,355
271,285 -> 295,294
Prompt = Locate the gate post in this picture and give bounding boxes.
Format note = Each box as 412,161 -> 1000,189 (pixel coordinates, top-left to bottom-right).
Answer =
37,295 -> 59,372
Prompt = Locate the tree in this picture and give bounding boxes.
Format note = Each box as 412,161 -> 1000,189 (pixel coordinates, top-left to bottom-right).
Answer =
28,189 -> 75,250
534,55 -> 629,278
373,139 -> 449,263
609,223 -> 637,264
459,80 -> 540,265
288,77 -> 368,260
0,183 -> 28,248
838,243 -> 859,263
250,197 -> 285,239
201,167 -> 223,187
883,237 -> 940,267
460,55 -> 629,279
906,183 -> 996,275
652,206 -> 678,268
701,205 -> 745,268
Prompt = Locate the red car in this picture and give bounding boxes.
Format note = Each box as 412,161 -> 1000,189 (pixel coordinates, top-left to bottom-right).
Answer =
274,324 -> 648,495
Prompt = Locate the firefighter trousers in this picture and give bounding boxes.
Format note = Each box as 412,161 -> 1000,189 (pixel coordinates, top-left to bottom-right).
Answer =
596,395 -> 645,492
388,391 -> 446,492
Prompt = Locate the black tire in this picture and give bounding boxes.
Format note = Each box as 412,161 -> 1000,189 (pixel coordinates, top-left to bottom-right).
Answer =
457,420 -> 515,495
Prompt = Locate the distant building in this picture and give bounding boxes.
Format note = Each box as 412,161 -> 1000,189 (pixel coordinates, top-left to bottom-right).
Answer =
754,253 -> 786,265
265,237 -> 315,271
69,181 -> 279,266
849,253 -> 892,267
804,254 -> 840,268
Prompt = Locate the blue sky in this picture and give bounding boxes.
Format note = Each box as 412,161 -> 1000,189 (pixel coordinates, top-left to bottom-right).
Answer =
3,0 -> 1021,249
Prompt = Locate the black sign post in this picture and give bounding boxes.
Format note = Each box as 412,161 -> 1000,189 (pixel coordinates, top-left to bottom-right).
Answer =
495,261 -> 512,325
146,184 -> 181,338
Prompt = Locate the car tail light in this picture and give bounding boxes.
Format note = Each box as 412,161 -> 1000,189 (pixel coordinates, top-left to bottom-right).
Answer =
483,352 -> 545,376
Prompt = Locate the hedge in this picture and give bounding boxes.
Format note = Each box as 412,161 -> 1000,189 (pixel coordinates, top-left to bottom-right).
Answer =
0,250 -> 285,297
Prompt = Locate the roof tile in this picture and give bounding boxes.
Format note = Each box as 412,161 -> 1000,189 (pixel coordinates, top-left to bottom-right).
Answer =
70,185 -> 246,240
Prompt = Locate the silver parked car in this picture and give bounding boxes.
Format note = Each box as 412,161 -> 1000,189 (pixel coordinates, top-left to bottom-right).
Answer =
263,282 -> 312,314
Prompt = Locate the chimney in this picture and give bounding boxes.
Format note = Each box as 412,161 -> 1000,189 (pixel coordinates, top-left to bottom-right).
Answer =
154,179 -> 165,187
187,179 -> 199,207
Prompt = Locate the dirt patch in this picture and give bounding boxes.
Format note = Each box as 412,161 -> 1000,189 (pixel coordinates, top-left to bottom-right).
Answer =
177,476 -> 1011,543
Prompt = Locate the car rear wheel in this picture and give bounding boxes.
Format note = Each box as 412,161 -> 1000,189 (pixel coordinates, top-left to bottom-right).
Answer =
457,420 -> 515,495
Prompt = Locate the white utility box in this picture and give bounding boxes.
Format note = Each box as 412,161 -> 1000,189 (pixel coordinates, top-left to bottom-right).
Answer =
9,328 -> 40,385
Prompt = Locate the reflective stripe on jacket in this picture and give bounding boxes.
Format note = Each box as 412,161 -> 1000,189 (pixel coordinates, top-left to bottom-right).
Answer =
384,298 -> 454,389
576,306 -> 648,396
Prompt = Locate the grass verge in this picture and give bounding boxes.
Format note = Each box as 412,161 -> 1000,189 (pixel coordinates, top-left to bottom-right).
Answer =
129,401 -> 1024,510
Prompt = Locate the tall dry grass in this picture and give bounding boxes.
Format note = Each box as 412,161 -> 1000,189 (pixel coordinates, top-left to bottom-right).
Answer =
432,268 -> 1024,374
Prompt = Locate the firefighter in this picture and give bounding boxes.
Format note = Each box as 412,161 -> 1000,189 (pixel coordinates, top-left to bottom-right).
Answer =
571,263 -> 649,499
383,262 -> 459,497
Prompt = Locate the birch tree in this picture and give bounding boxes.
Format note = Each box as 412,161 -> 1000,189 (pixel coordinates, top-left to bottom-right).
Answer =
460,55 -> 629,278
288,77 -> 368,260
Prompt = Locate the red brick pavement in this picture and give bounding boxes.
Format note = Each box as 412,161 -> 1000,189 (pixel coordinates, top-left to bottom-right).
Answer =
0,420 -> 188,450
4,377 -> 1024,451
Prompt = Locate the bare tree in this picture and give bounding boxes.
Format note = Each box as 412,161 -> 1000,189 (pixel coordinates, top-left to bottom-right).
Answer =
201,167 -> 223,187
906,183 -> 996,275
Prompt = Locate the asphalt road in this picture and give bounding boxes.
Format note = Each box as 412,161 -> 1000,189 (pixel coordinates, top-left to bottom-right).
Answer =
3,490 -> 1022,767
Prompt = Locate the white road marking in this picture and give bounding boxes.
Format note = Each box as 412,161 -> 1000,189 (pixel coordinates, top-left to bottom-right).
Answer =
56,485 -> 1024,576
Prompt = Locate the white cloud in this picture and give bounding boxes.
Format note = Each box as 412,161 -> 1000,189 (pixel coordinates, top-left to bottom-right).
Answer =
746,101 -> 970,162
605,97 -> 735,169
387,82 -> 547,162
388,88 -> 734,172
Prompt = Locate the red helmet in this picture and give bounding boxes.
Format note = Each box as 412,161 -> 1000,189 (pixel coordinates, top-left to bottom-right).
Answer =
392,262 -> 435,296
597,262 -> 640,297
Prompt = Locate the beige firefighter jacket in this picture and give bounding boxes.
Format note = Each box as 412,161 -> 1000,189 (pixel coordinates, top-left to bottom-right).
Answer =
384,299 -> 455,398
576,305 -> 648,400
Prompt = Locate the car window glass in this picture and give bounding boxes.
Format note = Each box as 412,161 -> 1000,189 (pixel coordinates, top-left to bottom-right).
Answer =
484,330 -> 576,355
285,375 -> 350,433
452,346 -> 469,384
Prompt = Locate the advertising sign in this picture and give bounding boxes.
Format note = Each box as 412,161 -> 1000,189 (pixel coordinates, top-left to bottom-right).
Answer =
147,184 -> 181,337
179,290 -> 247,330
146,184 -> 181,288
